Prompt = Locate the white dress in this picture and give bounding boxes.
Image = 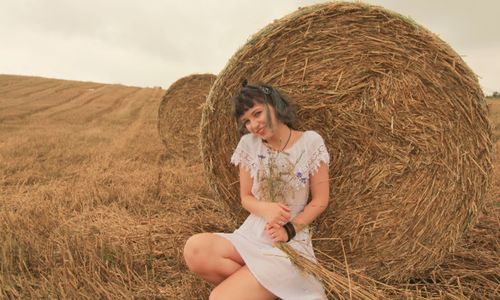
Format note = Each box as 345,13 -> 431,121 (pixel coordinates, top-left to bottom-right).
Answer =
216,130 -> 329,300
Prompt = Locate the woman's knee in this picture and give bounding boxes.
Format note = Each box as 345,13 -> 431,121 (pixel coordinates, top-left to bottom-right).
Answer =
183,233 -> 212,272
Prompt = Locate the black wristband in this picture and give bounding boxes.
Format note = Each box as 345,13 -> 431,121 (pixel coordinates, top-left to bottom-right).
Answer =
283,224 -> 292,242
284,222 -> 296,242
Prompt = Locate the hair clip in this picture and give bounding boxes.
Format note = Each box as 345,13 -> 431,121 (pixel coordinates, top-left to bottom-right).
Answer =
261,86 -> 272,95
241,79 -> 248,87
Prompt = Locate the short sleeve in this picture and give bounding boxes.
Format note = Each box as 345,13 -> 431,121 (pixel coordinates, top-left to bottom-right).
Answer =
230,134 -> 257,176
306,132 -> 330,176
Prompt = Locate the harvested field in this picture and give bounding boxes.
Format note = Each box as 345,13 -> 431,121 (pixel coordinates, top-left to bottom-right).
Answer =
489,98 -> 500,142
0,74 -> 498,299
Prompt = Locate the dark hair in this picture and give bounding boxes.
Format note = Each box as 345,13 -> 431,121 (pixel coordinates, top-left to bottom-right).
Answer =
233,80 -> 297,133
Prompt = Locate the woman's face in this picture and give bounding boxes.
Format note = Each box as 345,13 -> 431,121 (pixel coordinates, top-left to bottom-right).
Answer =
239,102 -> 277,139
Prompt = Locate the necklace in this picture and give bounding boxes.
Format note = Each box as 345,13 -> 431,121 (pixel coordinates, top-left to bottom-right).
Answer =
264,127 -> 292,152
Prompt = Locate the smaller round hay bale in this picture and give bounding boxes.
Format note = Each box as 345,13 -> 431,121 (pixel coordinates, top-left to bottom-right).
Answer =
158,74 -> 216,160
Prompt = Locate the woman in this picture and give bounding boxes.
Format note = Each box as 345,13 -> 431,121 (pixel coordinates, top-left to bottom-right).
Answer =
183,81 -> 329,300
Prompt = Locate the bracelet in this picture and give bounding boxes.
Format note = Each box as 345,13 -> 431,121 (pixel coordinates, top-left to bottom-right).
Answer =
284,222 -> 296,242
283,224 -> 292,242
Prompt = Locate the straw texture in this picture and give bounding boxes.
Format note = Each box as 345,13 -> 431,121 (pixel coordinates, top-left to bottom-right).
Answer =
200,2 -> 493,281
158,74 -> 215,160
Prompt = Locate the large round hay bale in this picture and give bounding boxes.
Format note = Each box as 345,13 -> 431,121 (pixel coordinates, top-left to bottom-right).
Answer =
158,74 -> 216,160
200,2 -> 493,281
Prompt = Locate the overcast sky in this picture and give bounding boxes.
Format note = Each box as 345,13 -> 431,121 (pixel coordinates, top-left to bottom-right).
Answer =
0,0 -> 498,94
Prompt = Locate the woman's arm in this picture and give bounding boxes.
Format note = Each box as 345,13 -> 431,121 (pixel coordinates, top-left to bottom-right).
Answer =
239,165 -> 291,226
291,161 -> 329,232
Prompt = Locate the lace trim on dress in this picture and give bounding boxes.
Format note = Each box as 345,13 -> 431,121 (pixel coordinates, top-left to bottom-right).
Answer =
231,147 -> 258,178
306,144 -> 330,177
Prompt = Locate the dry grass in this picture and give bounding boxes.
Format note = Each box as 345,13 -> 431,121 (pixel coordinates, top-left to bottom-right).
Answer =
0,74 -> 498,299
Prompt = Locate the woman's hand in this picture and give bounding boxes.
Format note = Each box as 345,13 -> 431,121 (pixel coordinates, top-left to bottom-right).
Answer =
265,223 -> 288,243
260,202 -> 291,227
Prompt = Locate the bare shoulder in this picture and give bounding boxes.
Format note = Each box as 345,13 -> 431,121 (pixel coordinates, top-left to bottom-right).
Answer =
303,130 -> 325,143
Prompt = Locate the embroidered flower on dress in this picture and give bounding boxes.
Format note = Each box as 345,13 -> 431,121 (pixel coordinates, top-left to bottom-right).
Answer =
295,171 -> 307,184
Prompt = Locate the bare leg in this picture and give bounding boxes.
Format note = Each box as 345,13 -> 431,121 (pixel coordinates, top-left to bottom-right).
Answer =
209,265 -> 277,300
183,233 -> 244,285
